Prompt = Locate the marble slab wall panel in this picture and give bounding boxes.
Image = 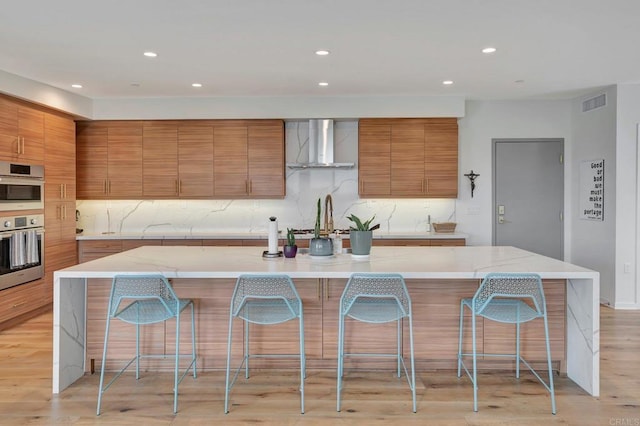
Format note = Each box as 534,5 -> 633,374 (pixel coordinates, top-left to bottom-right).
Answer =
76,120 -> 458,235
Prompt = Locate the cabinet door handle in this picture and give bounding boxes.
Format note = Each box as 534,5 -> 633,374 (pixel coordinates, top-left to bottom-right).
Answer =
22,137 -> 25,154
13,301 -> 27,308
108,180 -> 111,194
178,180 -> 182,194
63,204 -> 67,220
249,180 -> 252,194
64,184 -> 67,199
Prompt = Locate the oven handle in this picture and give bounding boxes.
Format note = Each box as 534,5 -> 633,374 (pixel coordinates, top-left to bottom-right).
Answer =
0,228 -> 45,238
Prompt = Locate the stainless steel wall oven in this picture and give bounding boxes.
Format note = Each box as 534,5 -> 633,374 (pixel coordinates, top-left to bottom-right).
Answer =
0,213 -> 44,291
0,161 -> 45,212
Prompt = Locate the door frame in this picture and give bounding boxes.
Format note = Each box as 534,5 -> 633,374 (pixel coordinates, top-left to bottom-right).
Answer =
491,138 -> 565,256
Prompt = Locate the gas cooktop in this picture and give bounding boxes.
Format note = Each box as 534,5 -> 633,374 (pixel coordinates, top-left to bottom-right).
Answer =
289,228 -> 350,235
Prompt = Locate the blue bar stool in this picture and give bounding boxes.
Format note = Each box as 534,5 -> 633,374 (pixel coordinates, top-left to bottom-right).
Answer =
224,274 -> 305,414
457,272 -> 556,414
337,273 -> 417,413
96,274 -> 197,415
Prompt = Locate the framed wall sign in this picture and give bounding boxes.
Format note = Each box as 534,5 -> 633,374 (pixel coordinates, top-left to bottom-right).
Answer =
579,159 -> 604,221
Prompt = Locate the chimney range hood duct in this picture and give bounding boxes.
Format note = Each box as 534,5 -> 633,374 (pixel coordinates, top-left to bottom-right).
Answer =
287,119 -> 354,169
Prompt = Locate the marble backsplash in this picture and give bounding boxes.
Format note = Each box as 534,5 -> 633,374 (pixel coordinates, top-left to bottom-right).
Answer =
76,120 -> 458,235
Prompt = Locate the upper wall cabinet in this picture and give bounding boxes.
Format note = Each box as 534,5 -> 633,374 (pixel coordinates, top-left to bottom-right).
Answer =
77,119 -> 284,200
178,125 -> 214,198
0,97 -> 44,163
358,118 -> 458,198
213,121 -> 285,198
143,122 -> 179,198
76,121 -> 143,199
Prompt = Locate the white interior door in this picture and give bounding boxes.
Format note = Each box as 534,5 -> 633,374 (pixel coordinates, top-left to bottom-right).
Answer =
493,139 -> 564,259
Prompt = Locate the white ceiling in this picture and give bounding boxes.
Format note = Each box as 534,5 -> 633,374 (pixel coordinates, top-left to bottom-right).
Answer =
1,0 -> 639,101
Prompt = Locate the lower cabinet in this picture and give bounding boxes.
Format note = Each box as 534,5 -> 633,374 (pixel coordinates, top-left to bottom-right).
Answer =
0,280 -> 46,328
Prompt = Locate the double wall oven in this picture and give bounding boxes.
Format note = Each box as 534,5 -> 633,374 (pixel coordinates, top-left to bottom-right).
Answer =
0,161 -> 45,291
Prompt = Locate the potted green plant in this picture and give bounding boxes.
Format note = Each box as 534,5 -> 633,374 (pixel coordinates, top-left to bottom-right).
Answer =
347,213 -> 379,256
309,198 -> 333,256
284,228 -> 298,258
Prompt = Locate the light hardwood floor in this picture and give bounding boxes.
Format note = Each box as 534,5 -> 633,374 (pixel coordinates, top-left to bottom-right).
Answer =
0,306 -> 638,425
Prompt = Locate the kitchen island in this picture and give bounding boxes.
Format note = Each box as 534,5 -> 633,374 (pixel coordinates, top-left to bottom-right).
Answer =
53,245 -> 599,397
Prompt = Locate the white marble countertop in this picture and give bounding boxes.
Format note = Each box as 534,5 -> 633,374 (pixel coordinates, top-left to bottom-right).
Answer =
53,244 -> 599,398
57,245 -> 595,280
75,231 -> 468,240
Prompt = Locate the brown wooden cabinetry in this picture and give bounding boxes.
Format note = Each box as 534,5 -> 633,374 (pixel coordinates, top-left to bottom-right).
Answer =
213,125 -> 248,196
391,122 -> 425,195
78,120 -> 283,199
358,123 -> 391,196
76,121 -> 143,199
214,121 -> 285,198
248,123 -> 285,197
0,96 -> 44,163
79,241 -> 565,372
424,119 -> 459,197
0,105 -> 76,330
178,125 -> 214,198
44,113 -> 77,304
143,123 -> 178,197
0,280 -> 46,329
359,118 -> 458,198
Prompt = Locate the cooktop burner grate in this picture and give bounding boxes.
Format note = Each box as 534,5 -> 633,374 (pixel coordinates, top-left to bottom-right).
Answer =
289,228 -> 350,235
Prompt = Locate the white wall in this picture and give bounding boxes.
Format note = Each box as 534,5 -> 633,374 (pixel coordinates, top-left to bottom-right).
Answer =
570,87 -> 617,306
457,100 -> 572,247
614,84 -> 640,308
0,69 -> 92,118
91,96 -> 465,120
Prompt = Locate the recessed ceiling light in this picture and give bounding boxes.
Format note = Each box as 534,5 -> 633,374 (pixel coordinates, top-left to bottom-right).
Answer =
143,51 -> 158,57
442,80 -> 454,85
192,83 -> 202,88
482,47 -> 497,54
71,84 -> 82,89
318,82 -> 329,86
131,82 -> 140,87
315,50 -> 330,56
515,79 -> 525,84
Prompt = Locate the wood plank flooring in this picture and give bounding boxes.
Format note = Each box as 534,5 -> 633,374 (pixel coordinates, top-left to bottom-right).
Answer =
0,306 -> 638,425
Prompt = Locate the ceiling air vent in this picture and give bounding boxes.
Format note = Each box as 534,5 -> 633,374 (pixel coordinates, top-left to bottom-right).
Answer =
582,94 -> 606,112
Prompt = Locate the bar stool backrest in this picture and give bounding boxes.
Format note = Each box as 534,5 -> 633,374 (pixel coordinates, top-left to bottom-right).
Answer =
473,273 -> 546,318
231,274 -> 302,322
341,273 -> 411,320
109,274 -> 180,320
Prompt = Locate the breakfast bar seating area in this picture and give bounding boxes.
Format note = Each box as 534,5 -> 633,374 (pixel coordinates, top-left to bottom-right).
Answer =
52,244 -> 599,417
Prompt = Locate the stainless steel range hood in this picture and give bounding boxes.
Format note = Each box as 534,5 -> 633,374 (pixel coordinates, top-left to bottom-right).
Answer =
287,119 -> 355,169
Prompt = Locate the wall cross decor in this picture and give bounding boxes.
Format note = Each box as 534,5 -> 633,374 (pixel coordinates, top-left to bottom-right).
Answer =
464,170 -> 480,197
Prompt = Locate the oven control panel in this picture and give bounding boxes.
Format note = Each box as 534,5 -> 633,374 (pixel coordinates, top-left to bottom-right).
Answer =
0,214 -> 44,231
